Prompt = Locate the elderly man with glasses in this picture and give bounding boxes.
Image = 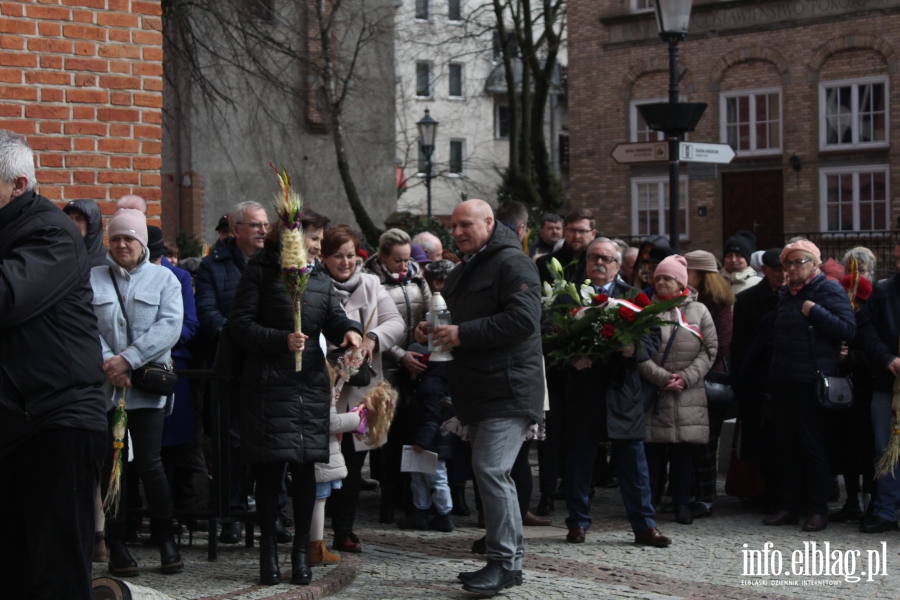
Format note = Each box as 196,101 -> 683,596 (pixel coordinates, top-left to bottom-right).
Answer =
559,237 -> 670,547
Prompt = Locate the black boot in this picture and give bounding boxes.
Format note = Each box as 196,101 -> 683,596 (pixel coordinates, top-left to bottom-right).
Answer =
107,537 -> 139,578
274,516 -> 294,543
259,535 -> 281,585
291,534 -> 312,585
152,518 -> 183,574
461,560 -> 517,594
450,483 -> 471,517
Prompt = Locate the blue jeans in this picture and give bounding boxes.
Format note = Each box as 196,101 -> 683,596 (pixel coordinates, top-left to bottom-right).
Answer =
411,459 -> 452,515
565,436 -> 657,534
872,391 -> 900,521
469,417 -> 530,571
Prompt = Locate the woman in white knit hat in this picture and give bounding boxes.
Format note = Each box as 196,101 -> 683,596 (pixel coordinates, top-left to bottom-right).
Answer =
90,208 -> 185,577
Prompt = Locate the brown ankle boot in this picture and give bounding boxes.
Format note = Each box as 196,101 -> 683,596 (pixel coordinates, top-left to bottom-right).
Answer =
309,539 -> 341,567
93,531 -> 107,563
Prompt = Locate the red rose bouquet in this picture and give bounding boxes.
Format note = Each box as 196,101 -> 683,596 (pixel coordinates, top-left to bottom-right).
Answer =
541,258 -> 689,366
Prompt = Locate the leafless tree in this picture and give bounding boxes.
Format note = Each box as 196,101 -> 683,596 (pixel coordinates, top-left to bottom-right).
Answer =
161,0 -> 392,246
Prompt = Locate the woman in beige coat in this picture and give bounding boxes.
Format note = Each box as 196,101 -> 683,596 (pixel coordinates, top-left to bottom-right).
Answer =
319,226 -> 405,553
639,255 -> 718,526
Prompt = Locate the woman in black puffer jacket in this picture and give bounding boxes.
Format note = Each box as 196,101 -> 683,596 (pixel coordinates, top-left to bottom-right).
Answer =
229,223 -> 362,586
763,240 -> 856,533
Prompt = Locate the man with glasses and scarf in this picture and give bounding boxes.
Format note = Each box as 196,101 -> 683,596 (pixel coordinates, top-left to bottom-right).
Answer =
560,237 -> 669,547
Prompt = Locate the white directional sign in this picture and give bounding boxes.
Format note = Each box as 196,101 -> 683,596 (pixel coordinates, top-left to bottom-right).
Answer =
678,142 -> 735,164
610,142 -> 668,164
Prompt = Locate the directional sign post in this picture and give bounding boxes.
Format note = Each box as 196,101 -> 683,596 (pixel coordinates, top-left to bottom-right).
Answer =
678,142 -> 735,164
610,142 -> 669,164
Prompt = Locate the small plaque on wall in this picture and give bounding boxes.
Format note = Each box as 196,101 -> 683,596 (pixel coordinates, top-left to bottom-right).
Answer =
697,206 -> 707,217
687,163 -> 717,180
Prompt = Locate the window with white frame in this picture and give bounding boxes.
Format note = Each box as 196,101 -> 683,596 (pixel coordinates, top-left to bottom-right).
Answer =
630,0 -> 653,11
720,88 -> 781,155
819,77 -> 888,149
631,176 -> 688,240
630,98 -> 666,142
416,62 -> 432,97
449,0 -> 462,21
449,139 -> 465,175
415,0 -> 429,20
448,64 -> 464,98
820,165 -> 889,232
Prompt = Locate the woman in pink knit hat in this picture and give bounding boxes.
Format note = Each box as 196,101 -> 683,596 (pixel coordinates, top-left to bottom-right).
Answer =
638,254 -> 719,525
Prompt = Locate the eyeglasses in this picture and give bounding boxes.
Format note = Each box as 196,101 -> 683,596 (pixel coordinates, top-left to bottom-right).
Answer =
566,227 -> 593,235
782,258 -> 813,269
587,253 -> 617,264
236,221 -> 270,231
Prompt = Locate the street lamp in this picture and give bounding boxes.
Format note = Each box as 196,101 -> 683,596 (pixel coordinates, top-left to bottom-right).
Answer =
636,0 -> 702,252
417,109 -> 439,226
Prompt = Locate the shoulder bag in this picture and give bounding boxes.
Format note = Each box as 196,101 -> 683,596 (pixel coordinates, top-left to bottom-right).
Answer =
640,326 -> 678,413
704,370 -> 734,406
808,325 -> 853,410
109,267 -> 178,396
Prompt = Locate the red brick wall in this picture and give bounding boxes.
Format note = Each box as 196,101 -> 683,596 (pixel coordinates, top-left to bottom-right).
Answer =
0,0 -> 162,225
569,1 -> 900,254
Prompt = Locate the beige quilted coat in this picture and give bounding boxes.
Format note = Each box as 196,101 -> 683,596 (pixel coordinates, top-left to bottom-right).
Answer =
639,289 -> 718,444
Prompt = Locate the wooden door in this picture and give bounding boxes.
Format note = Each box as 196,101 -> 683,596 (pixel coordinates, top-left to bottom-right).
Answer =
722,171 -> 784,250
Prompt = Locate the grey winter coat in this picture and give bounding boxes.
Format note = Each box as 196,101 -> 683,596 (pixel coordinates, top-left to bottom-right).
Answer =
91,253 -> 184,413
64,199 -> 108,268
640,289 -> 718,445
364,256 -> 432,365
722,266 -> 762,295
315,388 -> 362,484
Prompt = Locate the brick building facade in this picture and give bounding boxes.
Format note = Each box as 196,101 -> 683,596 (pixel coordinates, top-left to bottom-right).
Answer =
0,0 -> 162,225
569,0 -> 900,261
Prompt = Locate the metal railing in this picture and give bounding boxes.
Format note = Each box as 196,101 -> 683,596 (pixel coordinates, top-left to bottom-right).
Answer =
129,370 -> 256,561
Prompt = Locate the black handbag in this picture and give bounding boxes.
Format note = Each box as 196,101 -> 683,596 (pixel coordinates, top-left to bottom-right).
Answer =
109,267 -> 179,397
640,327 -> 678,413
808,325 -> 853,410
704,370 -> 734,406
326,347 -> 375,387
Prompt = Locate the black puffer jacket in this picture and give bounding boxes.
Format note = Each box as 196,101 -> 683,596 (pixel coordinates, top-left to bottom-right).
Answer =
63,199 -> 107,267
443,223 -> 544,426
408,357 -> 454,461
769,272 -> 856,385
228,246 -> 361,464
0,191 -> 107,458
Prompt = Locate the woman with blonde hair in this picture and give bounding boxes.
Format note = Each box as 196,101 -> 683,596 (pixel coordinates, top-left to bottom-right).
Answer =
684,250 -> 736,519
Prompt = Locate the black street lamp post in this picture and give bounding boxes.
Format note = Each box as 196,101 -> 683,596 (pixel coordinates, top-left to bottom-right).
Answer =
417,109 -> 439,227
636,0 -> 703,252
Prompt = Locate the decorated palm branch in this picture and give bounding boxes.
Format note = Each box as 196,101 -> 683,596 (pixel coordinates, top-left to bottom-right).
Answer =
271,162 -> 311,371
875,336 -> 900,479
847,257 -> 861,309
103,388 -> 128,516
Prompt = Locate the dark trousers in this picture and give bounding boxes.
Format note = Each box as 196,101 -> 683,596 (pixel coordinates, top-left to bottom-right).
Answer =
0,427 -> 106,600
256,460 -> 316,537
773,382 -> 830,516
646,442 -> 693,506
538,369 -> 567,495
102,408 -> 173,536
227,388 -> 248,512
565,436 -> 656,534
691,403 -> 729,503
329,432 -> 368,534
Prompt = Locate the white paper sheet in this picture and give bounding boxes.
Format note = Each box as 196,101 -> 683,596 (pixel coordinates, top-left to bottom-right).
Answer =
400,445 -> 438,474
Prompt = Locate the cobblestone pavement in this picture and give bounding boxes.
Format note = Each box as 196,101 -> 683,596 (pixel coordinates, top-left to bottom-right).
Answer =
92,453 -> 900,599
